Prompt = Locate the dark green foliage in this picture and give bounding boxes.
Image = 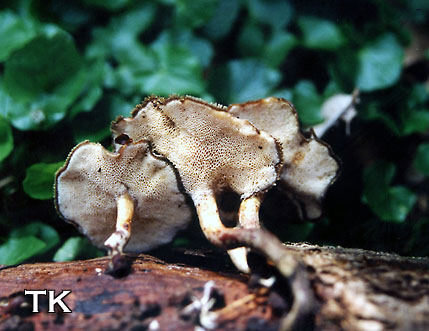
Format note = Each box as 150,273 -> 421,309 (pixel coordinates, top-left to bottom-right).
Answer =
414,143 -> 429,176
0,236 -> 46,265
356,33 -> 404,91
362,162 -> 417,223
53,237 -> 103,262
0,0 -> 428,265
0,116 -> 13,161
2,27 -> 86,130
298,16 -> 345,50
10,222 -> 60,252
0,222 -> 59,265
23,162 -> 64,200
291,80 -> 324,126
0,10 -> 36,61
209,59 -> 281,103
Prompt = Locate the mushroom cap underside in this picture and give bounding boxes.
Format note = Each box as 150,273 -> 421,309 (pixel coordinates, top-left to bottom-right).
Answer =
228,97 -> 340,219
111,96 -> 282,201
55,140 -> 192,252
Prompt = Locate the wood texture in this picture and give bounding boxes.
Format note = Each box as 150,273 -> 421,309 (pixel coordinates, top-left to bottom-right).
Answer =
1,244 -> 429,331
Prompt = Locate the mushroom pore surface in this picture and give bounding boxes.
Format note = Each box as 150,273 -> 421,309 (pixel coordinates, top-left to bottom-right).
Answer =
55,140 -> 192,252
228,97 -> 340,219
112,96 -> 281,203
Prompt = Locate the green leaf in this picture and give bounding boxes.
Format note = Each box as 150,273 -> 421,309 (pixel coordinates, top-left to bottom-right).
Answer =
53,237 -> 103,262
298,16 -> 345,50
356,33 -> 404,92
360,83 -> 429,136
3,26 -> 86,130
365,161 -> 396,189
210,59 -> 281,104
69,60 -> 111,118
109,30 -> 206,96
0,236 -> 46,265
362,161 -> 417,223
0,116 -> 13,162
202,0 -> 240,40
292,80 -> 323,126
0,88 -> 74,131
237,21 -> 265,57
175,0 -> 219,28
4,26 -> 82,102
23,161 -> 64,200
0,10 -> 37,62
108,95 -> 134,119
86,2 -> 156,62
10,222 -> 60,252
414,143 -> 429,176
246,0 -> 293,29
328,49 -> 358,92
323,80 -> 342,98
69,86 -> 103,118
400,109 -> 429,135
53,237 -> 84,262
262,31 -> 297,67
387,186 -> 418,222
362,103 -> 429,136
138,39 -> 205,96
155,30 -> 214,68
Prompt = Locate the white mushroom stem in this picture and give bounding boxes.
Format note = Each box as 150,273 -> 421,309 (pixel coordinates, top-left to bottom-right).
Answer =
104,192 -> 134,256
227,248 -> 250,273
196,192 -> 261,273
195,192 -> 225,247
228,195 -> 263,273
238,194 -> 262,229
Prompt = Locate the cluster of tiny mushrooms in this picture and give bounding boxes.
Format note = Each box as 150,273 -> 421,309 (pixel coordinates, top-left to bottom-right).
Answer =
55,96 -> 340,275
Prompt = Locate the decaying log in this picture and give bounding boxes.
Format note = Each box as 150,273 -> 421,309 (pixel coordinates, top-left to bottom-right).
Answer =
287,243 -> 429,331
0,243 -> 429,331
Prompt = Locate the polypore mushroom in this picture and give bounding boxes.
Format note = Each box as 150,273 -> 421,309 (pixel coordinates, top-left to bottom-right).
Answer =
55,140 -> 192,261
228,97 -> 339,220
112,96 -> 281,272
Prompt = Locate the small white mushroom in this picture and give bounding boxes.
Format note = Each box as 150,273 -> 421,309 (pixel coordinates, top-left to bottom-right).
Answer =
112,96 -> 281,272
228,97 -> 340,220
55,140 -> 192,257
313,90 -> 359,137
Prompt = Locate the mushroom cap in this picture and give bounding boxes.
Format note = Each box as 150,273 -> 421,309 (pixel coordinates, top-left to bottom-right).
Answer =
228,97 -> 340,219
112,96 -> 281,202
55,140 -> 192,252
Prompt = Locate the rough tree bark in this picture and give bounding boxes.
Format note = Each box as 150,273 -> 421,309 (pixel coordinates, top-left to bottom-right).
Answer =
0,243 -> 428,331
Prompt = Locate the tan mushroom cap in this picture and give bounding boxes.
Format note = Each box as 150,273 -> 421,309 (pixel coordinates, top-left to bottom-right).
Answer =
228,97 -> 340,219
112,96 -> 281,202
55,140 -> 192,252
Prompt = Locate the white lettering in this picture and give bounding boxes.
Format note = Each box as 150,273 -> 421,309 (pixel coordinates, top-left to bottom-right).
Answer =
48,290 -> 72,313
24,290 -> 47,313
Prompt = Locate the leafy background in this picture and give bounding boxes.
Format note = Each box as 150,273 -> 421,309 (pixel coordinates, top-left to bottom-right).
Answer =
0,0 -> 428,265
